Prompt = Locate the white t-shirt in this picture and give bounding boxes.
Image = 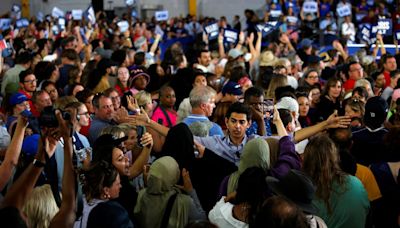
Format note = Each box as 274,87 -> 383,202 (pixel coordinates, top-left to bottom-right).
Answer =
208,197 -> 249,228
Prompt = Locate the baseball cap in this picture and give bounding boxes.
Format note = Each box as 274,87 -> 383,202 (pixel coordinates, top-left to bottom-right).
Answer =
266,169 -> 317,214
364,96 -> 388,129
9,92 -> 28,106
222,81 -> 243,95
298,38 -> 313,49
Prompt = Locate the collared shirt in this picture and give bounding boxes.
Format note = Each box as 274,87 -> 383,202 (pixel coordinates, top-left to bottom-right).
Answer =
183,114 -> 224,136
194,134 -> 254,166
88,116 -> 116,145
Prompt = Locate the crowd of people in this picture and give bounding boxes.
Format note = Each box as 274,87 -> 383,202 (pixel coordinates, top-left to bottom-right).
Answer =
0,0 -> 400,227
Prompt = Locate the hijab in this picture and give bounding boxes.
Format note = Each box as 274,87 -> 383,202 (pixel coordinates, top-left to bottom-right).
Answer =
227,138 -> 271,194
134,156 -> 191,228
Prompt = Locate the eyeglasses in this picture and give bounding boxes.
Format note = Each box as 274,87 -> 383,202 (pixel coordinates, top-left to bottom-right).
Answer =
24,79 -> 38,84
307,75 -> 319,79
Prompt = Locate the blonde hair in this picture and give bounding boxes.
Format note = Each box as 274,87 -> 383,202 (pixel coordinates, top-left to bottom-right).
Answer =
54,96 -> 79,110
135,90 -> 152,107
266,74 -> 288,99
22,184 -> 59,228
100,125 -> 125,139
118,123 -> 137,134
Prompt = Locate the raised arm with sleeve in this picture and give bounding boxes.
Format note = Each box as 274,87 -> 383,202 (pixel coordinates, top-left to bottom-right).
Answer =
0,135 -> 48,213
50,110 -> 77,228
0,115 -> 27,191
293,110 -> 351,143
128,132 -> 152,179
267,108 -> 301,179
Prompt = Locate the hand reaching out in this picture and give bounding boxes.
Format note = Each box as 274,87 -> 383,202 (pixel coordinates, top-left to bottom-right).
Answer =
176,168 -> 193,193
325,110 -> 351,129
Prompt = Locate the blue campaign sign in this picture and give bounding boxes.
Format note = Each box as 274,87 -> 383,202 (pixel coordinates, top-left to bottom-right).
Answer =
11,4 -> 21,19
204,23 -> 219,40
302,1 -> 318,13
0,18 -> 12,30
359,23 -> 371,43
84,5 -> 96,25
376,19 -> 392,36
16,18 -> 30,28
395,30 -> 400,41
223,28 -> 238,44
336,5 -> 351,17
257,21 -> 281,38
155,11 -> 169,21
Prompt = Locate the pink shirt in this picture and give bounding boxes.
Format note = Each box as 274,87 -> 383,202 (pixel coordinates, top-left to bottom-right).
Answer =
151,106 -> 177,127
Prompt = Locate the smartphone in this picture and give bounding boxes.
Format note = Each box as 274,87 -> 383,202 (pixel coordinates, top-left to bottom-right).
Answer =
263,98 -> 274,119
136,125 -> 146,147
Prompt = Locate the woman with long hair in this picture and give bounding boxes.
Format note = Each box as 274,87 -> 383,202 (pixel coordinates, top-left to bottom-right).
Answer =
265,74 -> 288,100
209,167 -> 268,228
317,77 -> 344,120
115,66 -> 130,96
302,135 -> 369,228
75,161 -> 133,228
93,128 -> 153,222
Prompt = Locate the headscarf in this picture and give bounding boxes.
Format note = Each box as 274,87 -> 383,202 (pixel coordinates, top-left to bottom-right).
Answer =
227,138 -> 270,194
134,156 -> 191,228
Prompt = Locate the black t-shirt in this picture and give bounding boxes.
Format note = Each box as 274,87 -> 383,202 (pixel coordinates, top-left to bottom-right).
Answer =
87,201 -> 133,228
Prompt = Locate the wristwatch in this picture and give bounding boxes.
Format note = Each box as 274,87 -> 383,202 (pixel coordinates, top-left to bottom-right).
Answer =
32,159 -> 46,168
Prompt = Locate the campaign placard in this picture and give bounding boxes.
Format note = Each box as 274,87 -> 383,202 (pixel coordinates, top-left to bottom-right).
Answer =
204,23 -> 219,40
0,18 -> 12,31
155,11 -> 169,21
376,19 -> 392,36
72,9 -> 83,20
337,5 -> 351,17
85,5 -> 96,25
223,29 -> 238,44
302,1 -> 318,13
16,18 -> 30,28
52,7 -> 65,18
256,21 -> 281,38
11,4 -> 21,20
117,21 -> 129,33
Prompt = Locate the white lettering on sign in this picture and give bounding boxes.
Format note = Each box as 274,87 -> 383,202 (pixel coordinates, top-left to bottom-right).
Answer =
302,1 -> 318,13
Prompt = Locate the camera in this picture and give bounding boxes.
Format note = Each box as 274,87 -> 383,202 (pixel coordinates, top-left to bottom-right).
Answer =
38,106 -> 71,128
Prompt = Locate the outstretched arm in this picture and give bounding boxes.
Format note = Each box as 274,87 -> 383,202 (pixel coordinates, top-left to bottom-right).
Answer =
0,115 -> 27,191
294,110 -> 351,143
